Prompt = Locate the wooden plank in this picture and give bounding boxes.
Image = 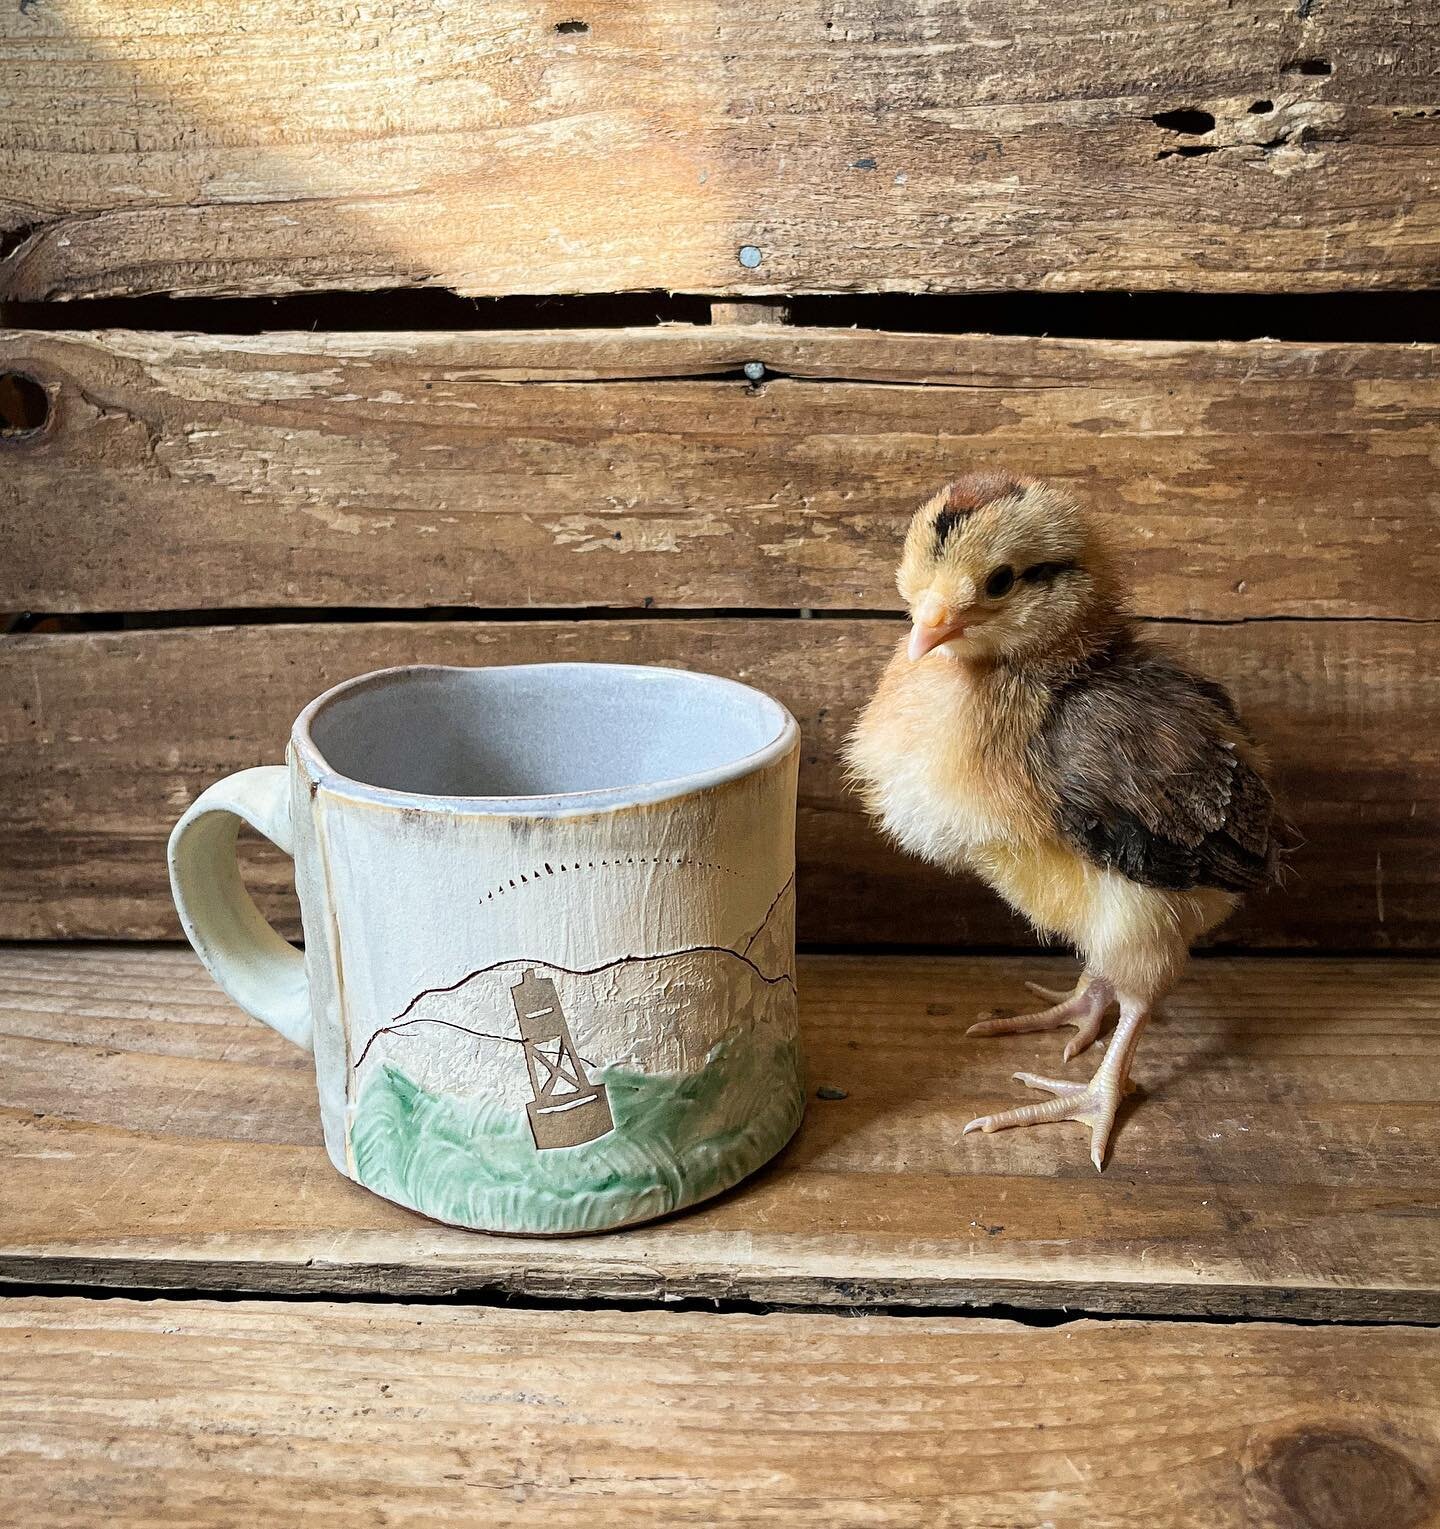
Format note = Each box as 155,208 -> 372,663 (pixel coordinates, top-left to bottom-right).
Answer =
2,946 -> 1438,1320
709,302 -> 790,326
3,1301 -> 1439,1529
2,4 -> 1437,300
1,618 -> 1435,948
4,328 -> 1439,619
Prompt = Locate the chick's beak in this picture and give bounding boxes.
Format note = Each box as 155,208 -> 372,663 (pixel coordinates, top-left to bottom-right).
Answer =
908,590 -> 974,662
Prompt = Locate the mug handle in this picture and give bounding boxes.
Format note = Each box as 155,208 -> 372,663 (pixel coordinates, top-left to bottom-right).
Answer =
167,765 -> 312,1051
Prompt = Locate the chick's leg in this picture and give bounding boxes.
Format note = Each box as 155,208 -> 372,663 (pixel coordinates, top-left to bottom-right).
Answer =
963,996 -> 1150,1171
966,974 -> 1115,1062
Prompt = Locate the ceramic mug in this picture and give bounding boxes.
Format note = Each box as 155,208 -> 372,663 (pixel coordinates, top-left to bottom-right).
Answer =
168,663 -> 803,1234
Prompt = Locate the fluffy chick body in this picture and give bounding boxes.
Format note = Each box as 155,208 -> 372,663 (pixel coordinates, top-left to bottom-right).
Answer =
846,473 -> 1280,1167
849,625 -> 1237,1000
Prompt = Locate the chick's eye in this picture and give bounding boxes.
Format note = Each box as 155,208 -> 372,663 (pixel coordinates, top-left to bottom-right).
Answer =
984,565 -> 1015,599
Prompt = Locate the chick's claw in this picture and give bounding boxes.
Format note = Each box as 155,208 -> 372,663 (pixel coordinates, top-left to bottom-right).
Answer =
963,1069 -> 1126,1173
966,976 -> 1115,1062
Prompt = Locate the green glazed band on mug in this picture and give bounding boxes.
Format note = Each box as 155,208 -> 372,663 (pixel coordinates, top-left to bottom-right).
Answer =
167,663 -> 804,1234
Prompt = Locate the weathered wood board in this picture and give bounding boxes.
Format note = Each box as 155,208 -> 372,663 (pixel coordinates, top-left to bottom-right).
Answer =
2,947 -> 1438,1319
3,1297 -> 1439,1529
2,4 -> 1437,299
1,618 -> 1434,948
3,328 -> 1438,619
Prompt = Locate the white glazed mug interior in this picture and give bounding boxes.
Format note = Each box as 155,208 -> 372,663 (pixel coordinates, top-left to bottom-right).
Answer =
294,662 -> 797,812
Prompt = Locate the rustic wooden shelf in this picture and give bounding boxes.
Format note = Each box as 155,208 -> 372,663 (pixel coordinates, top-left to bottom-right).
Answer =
3,1296 -> 1438,1527
3,945 -> 1436,1322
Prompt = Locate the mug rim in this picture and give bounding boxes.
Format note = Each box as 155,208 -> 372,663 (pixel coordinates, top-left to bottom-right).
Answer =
291,662 -> 800,817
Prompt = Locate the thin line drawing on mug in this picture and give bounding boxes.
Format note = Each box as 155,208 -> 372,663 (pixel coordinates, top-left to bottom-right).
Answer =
354,942 -> 793,1073
352,874 -> 797,1075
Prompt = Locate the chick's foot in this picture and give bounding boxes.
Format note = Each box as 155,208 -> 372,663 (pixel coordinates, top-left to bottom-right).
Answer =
963,1070 -> 1127,1172
963,1001 -> 1150,1171
966,975 -> 1115,1062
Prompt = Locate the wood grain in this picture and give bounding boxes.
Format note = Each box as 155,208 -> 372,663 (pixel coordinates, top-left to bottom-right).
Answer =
3,328 -> 1438,619
3,1299 -> 1439,1529
2,4 -> 1437,300
2,946 -> 1438,1319
1,618 -> 1435,948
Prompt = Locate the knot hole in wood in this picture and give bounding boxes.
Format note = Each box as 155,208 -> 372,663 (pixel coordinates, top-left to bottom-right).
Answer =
0,372 -> 50,441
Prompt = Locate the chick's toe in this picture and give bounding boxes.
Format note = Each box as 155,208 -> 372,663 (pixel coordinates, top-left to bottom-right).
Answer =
966,974 -> 1115,1061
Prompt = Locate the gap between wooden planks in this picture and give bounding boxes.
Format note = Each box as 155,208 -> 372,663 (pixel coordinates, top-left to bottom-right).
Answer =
2,327 -> 1437,619
2,618 -> 1435,948
2,945 -> 1437,1321
2,1296 -> 1438,1528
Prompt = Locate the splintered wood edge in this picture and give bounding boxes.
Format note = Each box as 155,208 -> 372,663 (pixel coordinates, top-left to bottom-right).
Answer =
7,322 -> 1440,381
0,1256 -> 1433,1323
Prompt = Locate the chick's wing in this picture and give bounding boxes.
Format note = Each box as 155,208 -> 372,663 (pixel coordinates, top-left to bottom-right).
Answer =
1028,635 -> 1278,894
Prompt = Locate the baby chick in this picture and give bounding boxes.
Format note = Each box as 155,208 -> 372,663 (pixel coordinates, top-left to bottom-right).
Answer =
845,473 -> 1282,1169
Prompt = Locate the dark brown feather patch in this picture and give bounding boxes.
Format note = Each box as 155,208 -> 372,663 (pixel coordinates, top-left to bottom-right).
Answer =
1028,631 -> 1280,894
1022,560 -> 1077,585
933,506 -> 970,552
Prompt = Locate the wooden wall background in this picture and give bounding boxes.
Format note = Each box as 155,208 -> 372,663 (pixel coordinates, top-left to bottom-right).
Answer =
2,1 -> 1436,950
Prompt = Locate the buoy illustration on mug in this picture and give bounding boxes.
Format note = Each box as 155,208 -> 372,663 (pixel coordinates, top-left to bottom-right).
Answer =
510,969 -> 614,1150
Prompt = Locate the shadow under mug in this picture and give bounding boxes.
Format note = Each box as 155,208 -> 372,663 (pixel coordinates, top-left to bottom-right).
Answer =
168,662 -> 803,1234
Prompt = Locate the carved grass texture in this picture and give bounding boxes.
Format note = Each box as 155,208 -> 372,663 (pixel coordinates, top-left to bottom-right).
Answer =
351,1037 -> 805,1234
